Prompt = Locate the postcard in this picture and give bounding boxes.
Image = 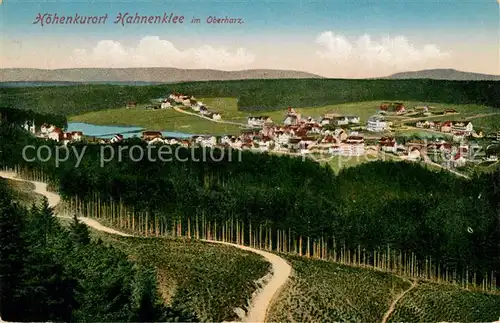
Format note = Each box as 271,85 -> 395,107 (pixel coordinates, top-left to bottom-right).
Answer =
0,0 -> 499,322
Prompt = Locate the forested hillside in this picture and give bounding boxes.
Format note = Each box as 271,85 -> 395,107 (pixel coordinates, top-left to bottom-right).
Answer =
1,79 -> 499,116
1,121 -> 499,291
0,181 -> 197,321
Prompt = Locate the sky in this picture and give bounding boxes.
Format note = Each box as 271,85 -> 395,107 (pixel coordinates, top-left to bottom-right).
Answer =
1,0 -> 499,78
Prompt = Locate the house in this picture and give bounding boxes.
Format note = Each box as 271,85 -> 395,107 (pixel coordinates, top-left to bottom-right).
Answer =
148,137 -> 165,145
367,115 -> 388,132
320,135 -> 338,144
299,137 -> 316,151
194,135 -> 217,147
41,123 -> 55,135
332,129 -> 347,141
408,147 -> 422,161
444,109 -> 457,114
440,121 -> 452,133
379,102 -> 390,111
320,117 -> 332,126
453,153 -> 467,168
346,116 -> 360,124
261,125 -> 276,138
127,101 -> 137,108
451,121 -> 473,135
110,134 -> 124,143
248,116 -> 272,127
48,128 -> 63,142
453,132 -> 466,142
212,113 -> 222,121
379,137 -> 398,153
277,132 -> 291,145
142,131 -> 162,141
192,105 -> 201,112
164,137 -> 179,145
70,131 -> 83,142
199,106 -> 209,115
332,116 -> 349,126
161,100 -> 172,109
341,136 -> 365,156
284,115 -> 298,126
395,104 -> 406,115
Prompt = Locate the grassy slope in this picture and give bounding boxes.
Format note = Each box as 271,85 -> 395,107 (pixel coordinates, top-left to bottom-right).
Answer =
267,255 -> 410,322
70,105 -> 242,135
0,178 -> 43,206
268,255 -> 500,323
95,235 -> 270,322
390,282 -> 500,322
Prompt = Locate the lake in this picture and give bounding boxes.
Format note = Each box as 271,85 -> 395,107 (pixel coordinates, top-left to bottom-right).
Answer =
66,122 -> 196,139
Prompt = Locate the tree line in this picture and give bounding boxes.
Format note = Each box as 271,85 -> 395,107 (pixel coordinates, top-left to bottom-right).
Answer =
1,79 -> 499,117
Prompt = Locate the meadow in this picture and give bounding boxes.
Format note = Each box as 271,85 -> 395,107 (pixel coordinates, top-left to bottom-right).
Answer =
69,105 -> 242,135
268,255 -> 500,323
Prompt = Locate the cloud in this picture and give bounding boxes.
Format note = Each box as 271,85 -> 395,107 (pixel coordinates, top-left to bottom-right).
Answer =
315,31 -> 450,74
70,36 -> 255,69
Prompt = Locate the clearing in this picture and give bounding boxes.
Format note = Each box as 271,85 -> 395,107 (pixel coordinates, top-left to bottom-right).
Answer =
267,255 -> 500,323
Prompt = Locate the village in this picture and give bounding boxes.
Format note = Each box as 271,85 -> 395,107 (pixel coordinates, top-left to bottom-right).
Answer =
23,94 -> 500,173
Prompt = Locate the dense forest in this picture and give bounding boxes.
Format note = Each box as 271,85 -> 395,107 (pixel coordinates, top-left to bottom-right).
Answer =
1,79 -> 499,116
0,107 -> 67,129
1,117 -> 499,291
0,180 -> 198,321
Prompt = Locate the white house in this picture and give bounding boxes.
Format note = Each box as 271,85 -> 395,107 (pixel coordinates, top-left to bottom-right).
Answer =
341,136 -> 365,156
212,113 -> 222,121
407,148 -> 422,161
451,121 -> 473,136
320,117 -> 331,126
161,101 -> 171,109
110,134 -> 124,143
284,115 -> 299,126
192,105 -> 201,112
346,116 -> 360,124
148,137 -> 166,145
277,133 -> 291,145
367,116 -> 388,132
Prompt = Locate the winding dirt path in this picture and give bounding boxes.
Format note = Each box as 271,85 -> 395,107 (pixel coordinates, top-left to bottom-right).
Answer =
381,279 -> 418,323
0,171 -> 291,323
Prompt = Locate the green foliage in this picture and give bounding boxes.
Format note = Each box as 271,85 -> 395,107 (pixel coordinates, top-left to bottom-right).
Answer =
0,181 -> 197,322
104,237 -> 270,322
69,213 -> 91,246
2,122 -> 499,287
1,79 -> 499,117
390,282 -> 500,322
268,255 -> 411,322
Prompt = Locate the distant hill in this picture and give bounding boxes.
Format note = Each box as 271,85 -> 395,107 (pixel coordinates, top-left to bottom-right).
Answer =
387,69 -> 500,81
0,68 -> 322,83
